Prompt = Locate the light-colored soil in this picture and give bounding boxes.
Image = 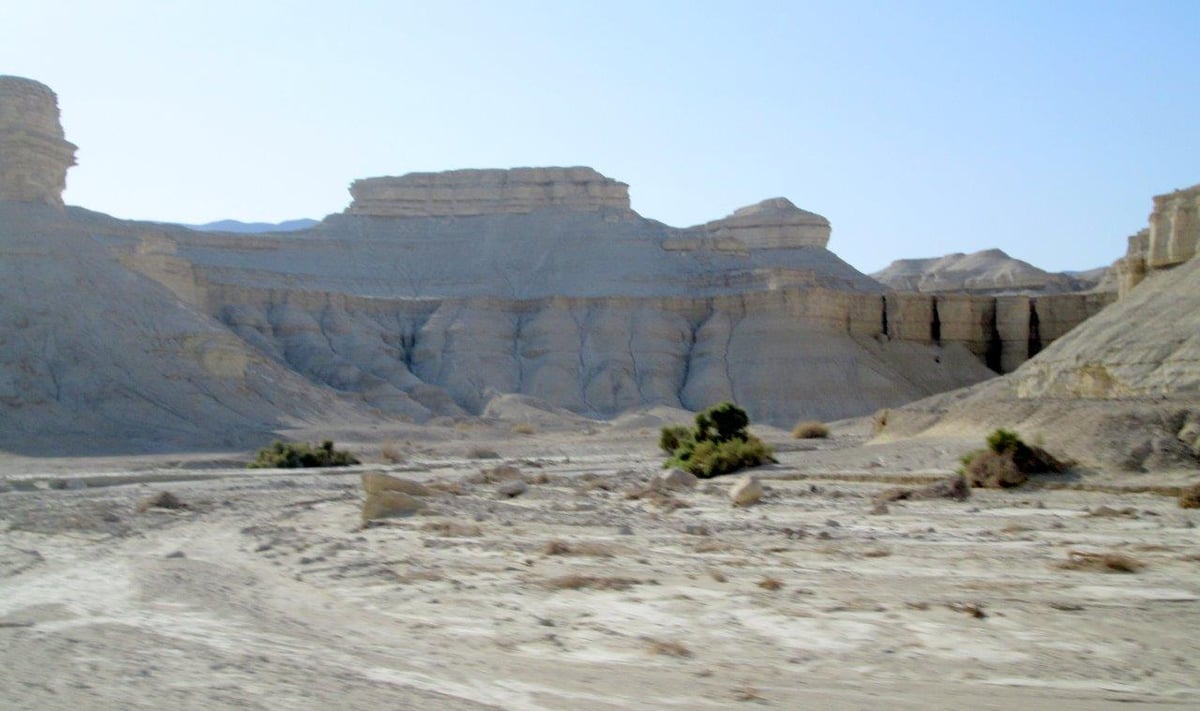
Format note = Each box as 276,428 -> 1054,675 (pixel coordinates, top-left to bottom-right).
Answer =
2,426 -> 1198,709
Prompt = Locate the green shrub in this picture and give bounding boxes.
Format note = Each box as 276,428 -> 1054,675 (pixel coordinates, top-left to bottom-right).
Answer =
662,402 -> 774,478
659,425 -> 692,454
249,440 -> 360,469
986,428 -> 1023,454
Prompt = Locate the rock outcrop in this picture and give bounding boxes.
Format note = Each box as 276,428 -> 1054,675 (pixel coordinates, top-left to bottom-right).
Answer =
346,167 -> 631,217
1117,183 -> 1200,296
687,197 -> 831,250
0,76 -> 77,207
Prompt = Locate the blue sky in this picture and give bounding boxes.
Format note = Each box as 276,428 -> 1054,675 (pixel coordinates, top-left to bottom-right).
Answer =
4,1 -> 1198,273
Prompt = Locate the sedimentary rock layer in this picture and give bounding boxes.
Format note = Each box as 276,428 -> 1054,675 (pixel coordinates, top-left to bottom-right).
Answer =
347,167 -> 631,217
0,76 -> 77,206
1117,183 -> 1200,295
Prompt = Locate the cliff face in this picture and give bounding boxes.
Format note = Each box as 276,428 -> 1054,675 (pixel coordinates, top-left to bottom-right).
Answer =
0,76 -> 77,207
1117,183 -> 1200,296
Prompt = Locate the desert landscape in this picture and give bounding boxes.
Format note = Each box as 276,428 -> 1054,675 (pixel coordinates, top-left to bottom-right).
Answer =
2,68 -> 1199,711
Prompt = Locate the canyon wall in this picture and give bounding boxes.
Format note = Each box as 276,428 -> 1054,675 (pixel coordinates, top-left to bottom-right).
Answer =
0,76 -> 77,207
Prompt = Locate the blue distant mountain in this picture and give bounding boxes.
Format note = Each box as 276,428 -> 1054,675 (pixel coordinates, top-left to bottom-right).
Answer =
183,218 -> 318,233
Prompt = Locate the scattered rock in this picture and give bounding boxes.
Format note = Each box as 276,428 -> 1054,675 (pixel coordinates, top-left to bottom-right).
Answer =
361,491 -> 425,524
497,480 -> 528,498
1180,482 -> 1200,509
361,473 -> 431,497
729,475 -> 763,507
165,550 -> 186,559
825,519 -> 841,528
869,502 -> 889,515
616,524 -> 634,536
657,468 -> 698,491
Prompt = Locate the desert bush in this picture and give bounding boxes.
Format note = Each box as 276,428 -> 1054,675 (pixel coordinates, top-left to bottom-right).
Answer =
467,447 -> 501,460
380,440 -> 405,464
963,429 -> 1069,488
791,420 -> 830,439
1180,482 -> 1200,509
511,423 -> 537,435
248,440 -> 360,469
659,425 -> 691,454
661,402 -> 774,478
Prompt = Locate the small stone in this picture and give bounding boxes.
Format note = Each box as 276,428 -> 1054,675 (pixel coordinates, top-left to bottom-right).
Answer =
165,550 -> 186,559
656,468 -> 698,491
825,519 -> 841,528
497,480 -> 528,498
729,475 -> 763,507
869,502 -> 889,515
616,524 -> 634,536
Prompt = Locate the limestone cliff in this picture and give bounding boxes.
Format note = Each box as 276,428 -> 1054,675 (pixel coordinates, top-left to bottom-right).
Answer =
346,167 -> 631,217
0,76 -> 77,207
1117,183 -> 1200,296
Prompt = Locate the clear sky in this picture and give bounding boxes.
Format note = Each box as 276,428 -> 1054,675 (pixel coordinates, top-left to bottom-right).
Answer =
4,1 -> 1198,273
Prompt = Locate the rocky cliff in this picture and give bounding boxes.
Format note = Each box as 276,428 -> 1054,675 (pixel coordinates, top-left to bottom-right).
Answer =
0,76 -> 77,207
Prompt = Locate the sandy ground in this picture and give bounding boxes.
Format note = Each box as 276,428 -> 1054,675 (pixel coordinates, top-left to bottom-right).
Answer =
2,423 -> 1199,710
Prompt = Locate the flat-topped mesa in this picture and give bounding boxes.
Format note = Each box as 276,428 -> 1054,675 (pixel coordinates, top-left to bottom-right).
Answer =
0,76 -> 77,207
345,167 -> 632,218
694,198 -> 831,249
1116,182 -> 1200,296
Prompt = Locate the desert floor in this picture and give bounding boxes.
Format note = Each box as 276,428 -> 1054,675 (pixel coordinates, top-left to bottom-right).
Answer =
2,420 -> 1198,710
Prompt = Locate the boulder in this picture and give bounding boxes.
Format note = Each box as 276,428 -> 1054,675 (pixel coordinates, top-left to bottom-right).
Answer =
729,474 -> 763,507
496,479 -> 528,498
361,472 -> 431,497
361,491 -> 424,523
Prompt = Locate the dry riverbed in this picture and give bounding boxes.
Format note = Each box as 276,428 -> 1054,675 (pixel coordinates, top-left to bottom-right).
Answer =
2,427 -> 1198,710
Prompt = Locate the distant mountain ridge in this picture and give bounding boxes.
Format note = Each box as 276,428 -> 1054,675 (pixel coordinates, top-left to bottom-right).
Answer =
872,248 -> 1114,295
183,218 -> 318,233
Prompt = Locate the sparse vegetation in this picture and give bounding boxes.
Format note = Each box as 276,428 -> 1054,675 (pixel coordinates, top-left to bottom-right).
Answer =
249,440 -> 359,469
542,539 -> 615,557
543,574 -> 641,591
961,428 -> 1069,488
1059,551 -> 1144,573
661,403 -> 775,478
511,423 -> 537,435
757,576 -> 783,591
136,490 -> 186,512
1180,482 -> 1200,509
791,420 -> 830,439
467,447 -> 501,460
645,638 -> 692,657
380,440 -> 405,464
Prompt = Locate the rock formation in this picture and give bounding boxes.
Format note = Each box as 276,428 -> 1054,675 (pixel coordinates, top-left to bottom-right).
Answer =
872,249 -> 1109,295
1116,183 -> 1200,296
0,76 -> 76,207
346,167 -> 631,218
876,186 -> 1200,472
0,77 -> 1116,452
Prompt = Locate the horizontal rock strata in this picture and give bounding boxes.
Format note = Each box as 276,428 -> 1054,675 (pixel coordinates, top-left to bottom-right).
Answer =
346,167 -> 631,217
0,76 -> 77,206
1117,183 -> 1200,296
